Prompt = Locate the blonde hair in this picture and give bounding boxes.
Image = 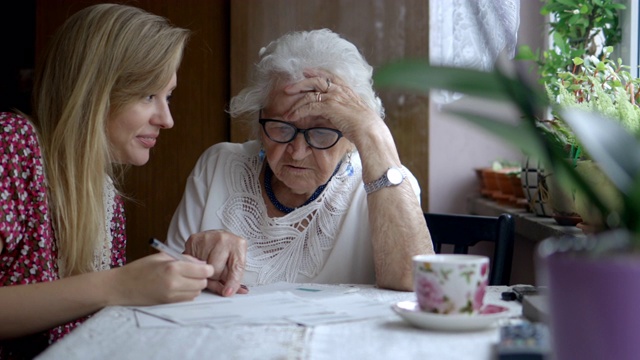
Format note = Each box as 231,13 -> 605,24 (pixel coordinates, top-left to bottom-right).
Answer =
32,4 -> 189,275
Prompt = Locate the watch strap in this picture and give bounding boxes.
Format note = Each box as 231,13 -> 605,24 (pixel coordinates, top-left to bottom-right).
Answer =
363,166 -> 406,194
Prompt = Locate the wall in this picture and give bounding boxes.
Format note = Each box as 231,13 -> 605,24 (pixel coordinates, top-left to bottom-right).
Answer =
0,1 -> 35,114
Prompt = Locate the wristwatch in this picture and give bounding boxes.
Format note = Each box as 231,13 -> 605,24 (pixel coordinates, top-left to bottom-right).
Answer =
364,166 -> 406,194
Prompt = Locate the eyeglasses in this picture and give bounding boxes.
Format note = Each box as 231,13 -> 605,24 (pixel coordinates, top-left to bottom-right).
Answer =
259,118 -> 343,150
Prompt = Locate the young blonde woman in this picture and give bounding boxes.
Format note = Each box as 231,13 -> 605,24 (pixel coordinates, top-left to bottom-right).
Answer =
0,4 -> 244,358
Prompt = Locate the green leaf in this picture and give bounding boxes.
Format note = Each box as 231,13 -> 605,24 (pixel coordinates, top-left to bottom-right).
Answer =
516,45 -> 537,61
446,109 -> 549,161
556,0 -> 579,7
373,60 -> 518,102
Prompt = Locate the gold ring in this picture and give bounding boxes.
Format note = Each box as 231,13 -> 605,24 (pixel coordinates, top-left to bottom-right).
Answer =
316,92 -> 322,102
326,78 -> 332,92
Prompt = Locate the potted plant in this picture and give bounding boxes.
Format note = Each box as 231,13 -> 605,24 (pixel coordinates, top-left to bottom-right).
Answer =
517,0 -> 624,91
515,0 -> 626,223
479,160 -> 523,206
544,48 -> 640,230
373,32 -> 640,360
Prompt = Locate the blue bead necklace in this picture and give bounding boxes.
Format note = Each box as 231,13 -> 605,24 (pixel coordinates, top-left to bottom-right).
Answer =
264,162 -> 341,214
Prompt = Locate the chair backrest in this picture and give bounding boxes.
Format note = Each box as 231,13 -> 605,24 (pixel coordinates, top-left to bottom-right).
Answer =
423,212 -> 515,286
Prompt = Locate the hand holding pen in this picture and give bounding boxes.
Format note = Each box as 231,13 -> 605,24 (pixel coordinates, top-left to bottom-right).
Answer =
150,238 -> 193,262
150,237 -> 248,297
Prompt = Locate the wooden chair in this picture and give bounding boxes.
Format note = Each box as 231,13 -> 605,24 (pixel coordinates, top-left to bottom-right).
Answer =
423,212 -> 515,286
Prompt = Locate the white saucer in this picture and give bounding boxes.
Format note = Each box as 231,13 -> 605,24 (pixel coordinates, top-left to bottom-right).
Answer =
392,301 -> 509,331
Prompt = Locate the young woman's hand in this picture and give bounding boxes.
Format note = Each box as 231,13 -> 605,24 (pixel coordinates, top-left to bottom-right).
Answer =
111,252 -> 214,305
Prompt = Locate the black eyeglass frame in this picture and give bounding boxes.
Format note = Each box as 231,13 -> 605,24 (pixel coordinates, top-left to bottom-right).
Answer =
258,118 -> 344,150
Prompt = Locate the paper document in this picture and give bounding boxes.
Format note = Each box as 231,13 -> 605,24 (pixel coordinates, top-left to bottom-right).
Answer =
133,282 -> 391,328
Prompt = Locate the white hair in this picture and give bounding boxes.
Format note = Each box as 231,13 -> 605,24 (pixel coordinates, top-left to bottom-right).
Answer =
228,29 -> 384,138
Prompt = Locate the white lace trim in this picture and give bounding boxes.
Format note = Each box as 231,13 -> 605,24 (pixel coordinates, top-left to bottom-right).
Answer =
217,153 -> 360,284
94,177 -> 114,272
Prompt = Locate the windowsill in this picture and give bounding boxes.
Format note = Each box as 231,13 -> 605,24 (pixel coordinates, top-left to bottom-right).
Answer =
467,196 -> 585,286
467,196 -> 584,243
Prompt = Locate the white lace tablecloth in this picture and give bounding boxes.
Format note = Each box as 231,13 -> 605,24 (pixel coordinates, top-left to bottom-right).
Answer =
38,285 -> 521,360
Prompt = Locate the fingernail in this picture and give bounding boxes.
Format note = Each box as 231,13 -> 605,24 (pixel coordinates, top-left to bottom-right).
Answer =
240,284 -> 248,290
224,287 -> 233,297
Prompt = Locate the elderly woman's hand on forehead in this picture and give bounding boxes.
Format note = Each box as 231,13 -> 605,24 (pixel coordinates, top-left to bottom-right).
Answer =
281,70 -> 383,142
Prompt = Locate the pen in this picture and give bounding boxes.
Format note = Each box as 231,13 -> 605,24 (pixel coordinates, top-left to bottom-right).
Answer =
149,238 -> 249,291
149,238 -> 194,262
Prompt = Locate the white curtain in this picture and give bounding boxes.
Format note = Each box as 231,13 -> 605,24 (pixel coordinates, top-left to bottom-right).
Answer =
429,0 -> 520,104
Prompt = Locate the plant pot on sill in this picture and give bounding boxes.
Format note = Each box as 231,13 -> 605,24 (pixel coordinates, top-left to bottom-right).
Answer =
546,169 -> 582,226
537,231 -> 640,360
474,167 -> 486,195
509,173 -> 527,203
495,170 -> 516,205
480,168 -> 500,199
573,160 -> 623,231
521,156 -> 553,217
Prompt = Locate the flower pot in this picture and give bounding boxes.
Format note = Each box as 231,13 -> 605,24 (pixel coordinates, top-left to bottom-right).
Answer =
521,156 -> 553,217
474,167 -> 486,194
510,174 -> 526,200
537,231 -> 640,360
546,171 -> 582,226
508,173 -> 529,209
573,160 -> 622,230
495,171 -> 515,205
481,168 -> 500,199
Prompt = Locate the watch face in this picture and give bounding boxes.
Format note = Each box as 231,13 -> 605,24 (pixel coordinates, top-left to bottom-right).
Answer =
387,168 -> 404,185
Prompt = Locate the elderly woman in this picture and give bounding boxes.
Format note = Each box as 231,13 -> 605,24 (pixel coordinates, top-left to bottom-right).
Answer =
167,29 -> 433,291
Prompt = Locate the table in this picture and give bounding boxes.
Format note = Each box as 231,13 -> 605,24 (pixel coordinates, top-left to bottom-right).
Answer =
38,285 -> 522,360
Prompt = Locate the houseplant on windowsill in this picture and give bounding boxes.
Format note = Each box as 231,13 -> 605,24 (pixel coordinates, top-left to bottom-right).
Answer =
517,0 -> 624,92
516,0 -> 625,222
544,48 -> 640,231
373,55 -> 640,359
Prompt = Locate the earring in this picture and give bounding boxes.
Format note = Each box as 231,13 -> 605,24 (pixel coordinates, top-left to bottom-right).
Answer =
259,148 -> 266,162
346,152 -> 354,176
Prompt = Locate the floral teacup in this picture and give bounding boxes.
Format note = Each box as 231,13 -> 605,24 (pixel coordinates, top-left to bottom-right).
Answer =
412,254 -> 489,315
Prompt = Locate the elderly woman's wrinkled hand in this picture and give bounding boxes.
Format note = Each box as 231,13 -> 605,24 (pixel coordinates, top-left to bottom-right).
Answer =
184,229 -> 248,297
281,70 -> 381,141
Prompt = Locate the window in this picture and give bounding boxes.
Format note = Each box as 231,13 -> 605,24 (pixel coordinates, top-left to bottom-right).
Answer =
619,0 -> 639,77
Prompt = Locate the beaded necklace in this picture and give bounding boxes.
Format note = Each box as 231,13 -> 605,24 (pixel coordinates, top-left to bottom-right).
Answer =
264,162 -> 341,214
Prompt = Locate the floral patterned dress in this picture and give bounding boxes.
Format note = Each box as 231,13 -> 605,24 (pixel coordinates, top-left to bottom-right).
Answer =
0,112 -> 127,359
